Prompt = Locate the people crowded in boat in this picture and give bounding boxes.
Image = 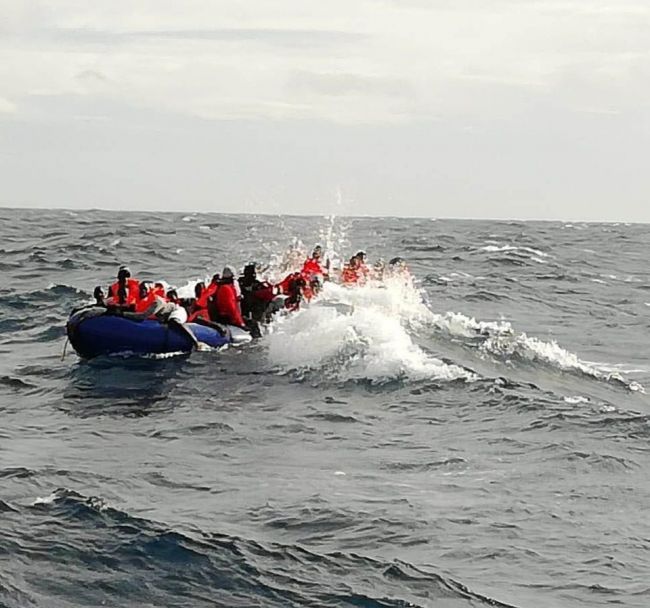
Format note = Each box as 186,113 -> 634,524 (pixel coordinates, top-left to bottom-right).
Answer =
90,247 -> 409,338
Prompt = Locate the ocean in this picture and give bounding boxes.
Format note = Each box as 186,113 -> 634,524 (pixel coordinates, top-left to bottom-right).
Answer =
1,207 -> 649,608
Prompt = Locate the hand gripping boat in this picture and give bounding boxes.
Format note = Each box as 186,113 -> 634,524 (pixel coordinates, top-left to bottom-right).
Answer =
66,307 -> 251,359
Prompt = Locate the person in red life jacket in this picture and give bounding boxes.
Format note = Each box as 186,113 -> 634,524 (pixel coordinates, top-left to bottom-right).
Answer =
301,245 -> 329,282
188,281 -> 208,322
188,275 -> 220,322
106,266 -> 140,309
341,255 -> 361,285
355,250 -> 370,279
208,266 -> 245,328
134,281 -> 158,313
277,271 -> 306,310
153,282 -> 167,299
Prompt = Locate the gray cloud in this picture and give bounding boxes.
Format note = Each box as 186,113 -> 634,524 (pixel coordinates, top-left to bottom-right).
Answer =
2,0 -> 650,220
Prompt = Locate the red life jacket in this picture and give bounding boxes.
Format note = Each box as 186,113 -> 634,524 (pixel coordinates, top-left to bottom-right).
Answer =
187,307 -> 210,322
214,282 -> 244,327
196,282 -> 217,309
278,272 -> 302,296
153,285 -> 166,299
108,278 -> 140,307
301,257 -> 327,281
134,289 -> 157,313
341,266 -> 359,284
252,282 -> 275,303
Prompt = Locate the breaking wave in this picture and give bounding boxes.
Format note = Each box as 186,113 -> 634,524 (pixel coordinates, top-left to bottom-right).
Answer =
262,267 -> 645,392
265,280 -> 475,385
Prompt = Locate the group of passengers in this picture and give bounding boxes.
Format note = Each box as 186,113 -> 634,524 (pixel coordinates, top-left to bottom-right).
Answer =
93,245 -> 408,337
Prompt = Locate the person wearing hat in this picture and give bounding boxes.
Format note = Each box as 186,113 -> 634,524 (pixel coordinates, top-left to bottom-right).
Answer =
208,266 -> 245,328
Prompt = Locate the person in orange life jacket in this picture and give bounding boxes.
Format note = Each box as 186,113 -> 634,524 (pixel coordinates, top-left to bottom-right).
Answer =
341,255 -> 361,284
277,271 -> 306,310
203,274 -> 220,304
355,250 -> 370,277
239,263 -> 275,322
188,281 -> 208,322
188,275 -> 220,322
209,266 -> 245,328
107,265 -> 140,309
301,245 -> 329,282
134,281 -> 158,314
153,282 -> 167,299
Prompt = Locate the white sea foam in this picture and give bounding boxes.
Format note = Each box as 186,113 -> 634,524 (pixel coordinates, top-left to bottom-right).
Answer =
32,491 -> 59,506
265,280 -> 474,385
479,332 -> 645,392
564,395 -> 590,405
479,244 -> 549,258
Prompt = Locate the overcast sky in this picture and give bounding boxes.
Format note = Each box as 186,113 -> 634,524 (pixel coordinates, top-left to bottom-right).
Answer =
1,1 -> 649,220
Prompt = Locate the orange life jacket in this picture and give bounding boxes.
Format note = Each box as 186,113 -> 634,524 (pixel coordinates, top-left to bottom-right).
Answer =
341,266 -> 359,284
213,282 -> 244,327
134,289 -> 157,313
188,307 -> 210,322
108,278 -> 140,307
196,282 -> 217,309
301,257 -> 327,281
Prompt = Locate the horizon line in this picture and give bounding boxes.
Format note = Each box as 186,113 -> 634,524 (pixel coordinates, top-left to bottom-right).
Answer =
0,203 -> 644,226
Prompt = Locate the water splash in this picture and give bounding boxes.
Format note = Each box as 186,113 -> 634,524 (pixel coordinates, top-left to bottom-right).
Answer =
265,281 -> 475,385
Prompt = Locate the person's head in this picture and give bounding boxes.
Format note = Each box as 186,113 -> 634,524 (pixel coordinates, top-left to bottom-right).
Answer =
166,289 -> 179,302
138,281 -> 153,300
243,263 -> 257,280
194,281 -> 205,298
312,245 -> 323,259
355,250 -> 367,263
93,285 -> 105,304
211,273 -> 220,285
117,265 -> 131,282
349,255 -> 360,269
221,266 -> 234,281
388,256 -> 406,269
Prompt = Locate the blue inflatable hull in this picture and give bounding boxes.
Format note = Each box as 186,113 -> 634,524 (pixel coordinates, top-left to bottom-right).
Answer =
66,309 -> 233,359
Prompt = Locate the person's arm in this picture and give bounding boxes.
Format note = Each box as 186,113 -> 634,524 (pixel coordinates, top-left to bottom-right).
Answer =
121,299 -> 164,321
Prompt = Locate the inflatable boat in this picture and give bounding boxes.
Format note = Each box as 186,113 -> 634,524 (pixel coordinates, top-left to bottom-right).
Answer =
66,307 -> 251,359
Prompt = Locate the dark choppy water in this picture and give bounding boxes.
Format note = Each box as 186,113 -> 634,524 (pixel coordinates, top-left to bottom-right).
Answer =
2,207 -> 650,608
